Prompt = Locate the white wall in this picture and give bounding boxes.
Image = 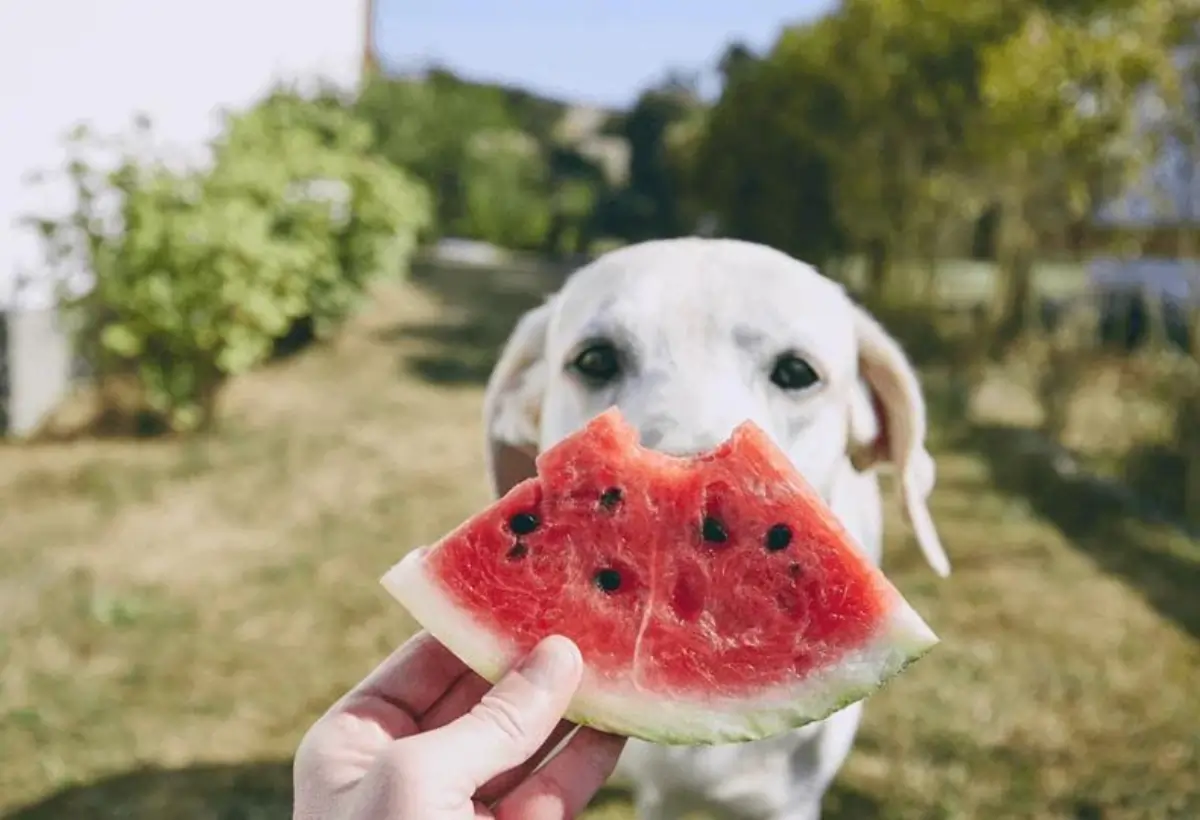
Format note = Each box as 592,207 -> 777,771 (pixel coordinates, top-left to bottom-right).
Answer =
0,0 -> 367,309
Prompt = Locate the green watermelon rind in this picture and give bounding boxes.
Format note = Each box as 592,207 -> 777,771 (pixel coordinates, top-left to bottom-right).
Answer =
380,545 -> 939,746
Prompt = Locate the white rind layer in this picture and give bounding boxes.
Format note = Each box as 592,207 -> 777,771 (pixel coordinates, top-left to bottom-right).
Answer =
381,546 -> 939,746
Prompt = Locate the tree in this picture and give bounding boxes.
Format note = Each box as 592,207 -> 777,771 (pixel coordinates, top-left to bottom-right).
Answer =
355,70 -> 515,237
604,76 -> 702,241
693,5 -> 989,287
717,42 -> 758,86
542,145 -> 607,256
691,0 -> 1184,314
974,1 -> 1180,345
458,128 -> 551,249
692,24 -> 849,268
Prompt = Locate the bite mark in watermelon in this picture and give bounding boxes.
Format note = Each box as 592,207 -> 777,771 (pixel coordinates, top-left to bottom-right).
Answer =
381,408 -> 938,745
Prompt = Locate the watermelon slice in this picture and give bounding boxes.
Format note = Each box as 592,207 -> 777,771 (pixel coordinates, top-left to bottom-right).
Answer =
381,408 -> 938,745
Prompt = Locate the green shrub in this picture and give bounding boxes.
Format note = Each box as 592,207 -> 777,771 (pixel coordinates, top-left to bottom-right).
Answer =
215,86 -> 431,335
29,89 -> 431,433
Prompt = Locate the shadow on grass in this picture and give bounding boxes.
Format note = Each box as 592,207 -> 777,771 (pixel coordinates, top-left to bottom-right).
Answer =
885,299 -> 1200,639
1121,443 -> 1192,523
379,259 -> 572,386
5,761 -> 883,820
821,784 -> 885,819
954,421 -> 1200,640
3,761 -> 294,820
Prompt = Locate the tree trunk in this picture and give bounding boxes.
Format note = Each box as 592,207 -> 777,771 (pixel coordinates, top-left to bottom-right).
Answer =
542,212 -> 566,257
989,185 -> 1037,357
1181,399 -> 1200,530
1037,339 -> 1074,440
988,164 -> 1041,356
865,239 -> 890,304
921,260 -> 940,305
991,246 -> 1035,354
1184,304 -> 1200,529
1144,286 -> 1168,349
918,210 -> 946,306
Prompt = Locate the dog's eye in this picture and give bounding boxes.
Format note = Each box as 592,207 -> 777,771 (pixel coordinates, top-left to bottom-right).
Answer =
571,341 -> 622,385
769,353 -> 820,391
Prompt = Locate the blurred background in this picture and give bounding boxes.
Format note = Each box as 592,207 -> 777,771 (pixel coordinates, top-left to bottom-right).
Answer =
1,0 -> 1197,818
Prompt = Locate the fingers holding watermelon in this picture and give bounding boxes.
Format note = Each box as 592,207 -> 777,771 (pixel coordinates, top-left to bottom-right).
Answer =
491,725 -> 631,819
292,631 -> 626,820
417,635 -> 585,784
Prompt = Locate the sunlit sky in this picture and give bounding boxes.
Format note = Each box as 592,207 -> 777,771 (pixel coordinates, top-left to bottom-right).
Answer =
374,0 -> 835,107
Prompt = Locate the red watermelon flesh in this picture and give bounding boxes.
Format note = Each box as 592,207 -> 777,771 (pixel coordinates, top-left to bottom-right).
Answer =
381,408 -> 938,745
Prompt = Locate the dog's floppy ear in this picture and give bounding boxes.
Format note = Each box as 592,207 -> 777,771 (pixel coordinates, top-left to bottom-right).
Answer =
482,300 -> 555,498
847,304 -> 951,577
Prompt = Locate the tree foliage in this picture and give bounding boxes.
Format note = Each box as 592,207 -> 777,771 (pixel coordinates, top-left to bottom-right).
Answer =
458,128 -> 552,249
602,78 -> 701,242
690,0 -> 1185,316
974,0 -> 1179,341
357,68 -> 624,255
694,33 -> 848,266
356,72 -> 538,243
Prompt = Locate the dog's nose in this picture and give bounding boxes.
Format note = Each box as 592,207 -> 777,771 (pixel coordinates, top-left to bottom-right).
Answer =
636,425 -> 727,458
636,426 -> 667,451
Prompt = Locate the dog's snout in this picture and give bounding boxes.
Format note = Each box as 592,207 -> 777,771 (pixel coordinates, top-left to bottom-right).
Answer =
635,421 -> 730,458
636,426 -> 666,451
647,441 -> 716,458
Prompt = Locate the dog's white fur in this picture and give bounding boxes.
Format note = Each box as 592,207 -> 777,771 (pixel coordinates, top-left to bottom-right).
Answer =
481,237 -> 950,820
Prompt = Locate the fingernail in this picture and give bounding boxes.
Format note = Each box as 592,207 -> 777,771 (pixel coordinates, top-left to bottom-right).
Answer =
520,635 -> 581,691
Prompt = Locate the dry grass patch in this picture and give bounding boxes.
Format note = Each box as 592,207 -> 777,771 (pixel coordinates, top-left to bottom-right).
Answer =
1,266 -> 1196,820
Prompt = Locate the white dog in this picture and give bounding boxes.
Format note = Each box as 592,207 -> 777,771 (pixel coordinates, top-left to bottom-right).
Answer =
481,237 -> 951,820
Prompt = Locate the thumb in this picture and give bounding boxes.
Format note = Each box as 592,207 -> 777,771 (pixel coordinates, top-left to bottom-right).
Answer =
421,635 -> 584,791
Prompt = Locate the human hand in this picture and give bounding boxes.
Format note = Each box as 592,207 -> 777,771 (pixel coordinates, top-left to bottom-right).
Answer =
293,631 -> 626,819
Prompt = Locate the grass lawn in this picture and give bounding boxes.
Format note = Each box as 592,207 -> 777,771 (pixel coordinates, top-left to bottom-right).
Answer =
1,261 -> 1197,819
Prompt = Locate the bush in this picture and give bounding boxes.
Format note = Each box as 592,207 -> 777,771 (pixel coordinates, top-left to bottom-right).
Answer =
215,86 -> 432,336
29,88 -> 432,433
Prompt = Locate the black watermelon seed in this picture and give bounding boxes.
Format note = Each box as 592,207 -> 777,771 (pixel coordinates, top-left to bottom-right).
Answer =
506,543 -> 528,560
766,523 -> 793,552
599,487 -> 623,510
701,516 -> 729,544
508,512 -> 539,535
594,568 -> 622,593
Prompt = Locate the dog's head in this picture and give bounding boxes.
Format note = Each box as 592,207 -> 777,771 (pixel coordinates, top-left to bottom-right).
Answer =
482,237 -> 949,577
